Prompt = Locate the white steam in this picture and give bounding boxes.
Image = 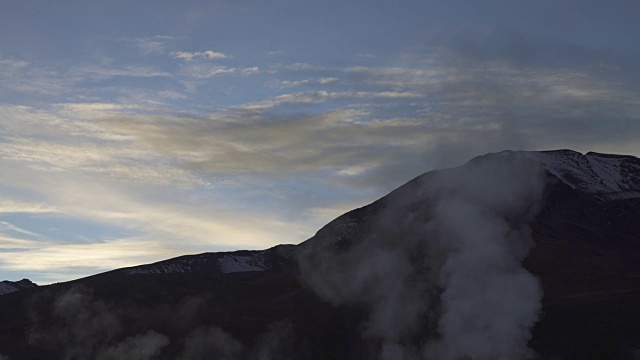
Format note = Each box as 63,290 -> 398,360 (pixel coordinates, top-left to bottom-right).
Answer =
299,151 -> 547,360
425,153 -> 545,359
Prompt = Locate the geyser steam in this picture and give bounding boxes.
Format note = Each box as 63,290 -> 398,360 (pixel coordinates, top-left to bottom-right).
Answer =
299,151 -> 547,360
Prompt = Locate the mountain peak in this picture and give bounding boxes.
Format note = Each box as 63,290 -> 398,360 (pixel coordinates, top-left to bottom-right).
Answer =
464,149 -> 640,199
528,149 -> 640,199
0,279 -> 38,296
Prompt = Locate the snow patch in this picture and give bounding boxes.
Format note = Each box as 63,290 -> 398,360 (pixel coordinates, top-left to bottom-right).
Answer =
217,254 -> 267,274
126,262 -> 192,275
125,252 -> 270,275
0,283 -> 18,295
586,155 -> 625,192
0,279 -> 36,295
530,150 -> 640,199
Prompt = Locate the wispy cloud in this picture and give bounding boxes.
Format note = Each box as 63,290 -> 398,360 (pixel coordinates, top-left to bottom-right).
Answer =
179,63 -> 260,79
0,221 -> 45,240
0,58 -> 29,69
71,65 -> 173,80
0,164 -> 311,283
172,50 -> 228,61
0,57 -> 172,98
238,90 -> 421,111
119,35 -> 185,54
181,65 -> 236,78
240,66 -> 260,76
0,199 -> 61,215
0,236 -> 179,283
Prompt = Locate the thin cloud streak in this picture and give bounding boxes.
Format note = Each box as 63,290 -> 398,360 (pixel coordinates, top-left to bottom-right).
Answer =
172,50 -> 229,61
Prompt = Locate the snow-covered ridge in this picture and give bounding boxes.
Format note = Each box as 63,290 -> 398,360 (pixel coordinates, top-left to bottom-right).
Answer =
530,150 -> 640,199
0,283 -> 18,295
125,251 -> 271,275
217,254 -> 267,274
0,279 -> 38,295
126,262 -> 194,275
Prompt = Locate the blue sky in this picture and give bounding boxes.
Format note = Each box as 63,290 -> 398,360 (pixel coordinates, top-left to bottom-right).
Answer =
1,0 -> 639,284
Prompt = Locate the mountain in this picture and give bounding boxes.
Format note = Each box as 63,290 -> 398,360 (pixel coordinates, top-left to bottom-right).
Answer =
1,149 -> 640,360
0,279 -> 37,296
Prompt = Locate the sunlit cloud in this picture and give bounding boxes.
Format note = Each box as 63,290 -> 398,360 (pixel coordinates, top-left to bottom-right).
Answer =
0,199 -> 61,215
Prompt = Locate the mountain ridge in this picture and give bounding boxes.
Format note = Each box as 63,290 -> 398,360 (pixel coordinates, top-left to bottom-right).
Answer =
6,149 -> 638,285
2,149 -> 640,359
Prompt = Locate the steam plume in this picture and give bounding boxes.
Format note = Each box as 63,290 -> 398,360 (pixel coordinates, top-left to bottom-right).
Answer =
299,151 -> 547,360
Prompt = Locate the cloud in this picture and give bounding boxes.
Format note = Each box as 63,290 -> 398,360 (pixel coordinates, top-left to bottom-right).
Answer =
319,77 -> 339,84
267,77 -> 340,89
238,90 -> 421,111
0,153 -> 314,284
0,199 -> 60,214
0,62 -> 71,95
172,50 -> 228,61
0,169 -> 311,278
118,35 -> 185,55
182,65 -> 236,78
0,58 -> 29,69
88,49 -> 640,198
2,37 -> 640,286
179,63 -> 260,79
0,108 -> 319,283
0,104 -> 206,187
0,57 -> 172,97
267,79 -> 311,88
0,220 -> 46,239
240,66 -> 260,75
71,65 -> 172,80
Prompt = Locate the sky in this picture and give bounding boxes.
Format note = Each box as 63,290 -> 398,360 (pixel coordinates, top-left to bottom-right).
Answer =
1,0 -> 639,284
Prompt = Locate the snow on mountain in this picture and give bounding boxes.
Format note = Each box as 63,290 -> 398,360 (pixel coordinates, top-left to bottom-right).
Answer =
126,262 -> 193,275
217,254 -> 268,273
0,279 -> 37,295
125,251 -> 271,275
0,283 -> 18,295
530,150 -> 640,199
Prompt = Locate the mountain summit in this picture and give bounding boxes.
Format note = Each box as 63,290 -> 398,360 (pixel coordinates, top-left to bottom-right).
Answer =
0,279 -> 37,296
1,149 -> 640,360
